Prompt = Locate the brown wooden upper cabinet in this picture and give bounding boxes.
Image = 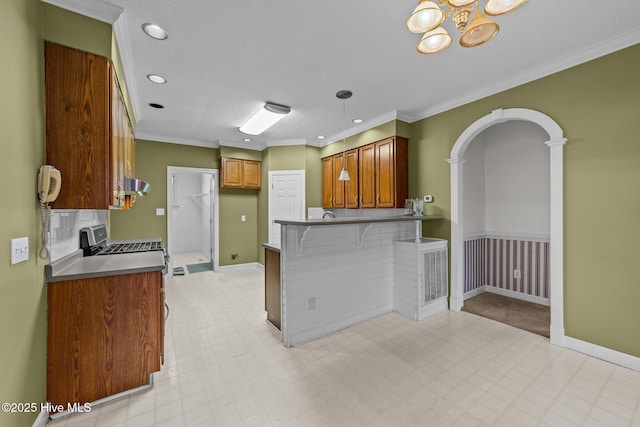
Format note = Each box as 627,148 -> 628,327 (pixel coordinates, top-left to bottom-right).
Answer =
45,42 -> 135,210
322,136 -> 408,209
220,157 -> 261,189
322,154 -> 346,208
375,136 -> 408,208
345,149 -> 359,208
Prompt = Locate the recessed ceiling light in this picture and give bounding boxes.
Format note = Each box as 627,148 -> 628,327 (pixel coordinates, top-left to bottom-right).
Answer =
148,103 -> 164,109
243,138 -> 252,142
317,135 -> 326,140
352,118 -> 364,124
147,74 -> 166,84
142,23 -> 168,40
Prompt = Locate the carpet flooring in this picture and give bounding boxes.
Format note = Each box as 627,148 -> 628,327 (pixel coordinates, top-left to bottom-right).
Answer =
462,292 -> 550,338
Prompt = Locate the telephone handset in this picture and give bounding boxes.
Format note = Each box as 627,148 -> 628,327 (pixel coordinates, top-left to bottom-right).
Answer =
38,165 -> 61,259
38,165 -> 61,203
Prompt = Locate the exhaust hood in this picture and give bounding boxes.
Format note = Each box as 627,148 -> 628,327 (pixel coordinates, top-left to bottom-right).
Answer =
123,178 -> 151,196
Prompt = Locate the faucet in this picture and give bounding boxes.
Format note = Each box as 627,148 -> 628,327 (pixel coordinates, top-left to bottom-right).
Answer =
322,210 -> 335,219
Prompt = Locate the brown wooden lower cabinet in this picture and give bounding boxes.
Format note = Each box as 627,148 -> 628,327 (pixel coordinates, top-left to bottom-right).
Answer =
264,247 -> 281,330
47,271 -> 164,411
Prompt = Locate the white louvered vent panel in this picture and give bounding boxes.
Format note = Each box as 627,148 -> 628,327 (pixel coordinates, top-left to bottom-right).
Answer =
423,249 -> 448,304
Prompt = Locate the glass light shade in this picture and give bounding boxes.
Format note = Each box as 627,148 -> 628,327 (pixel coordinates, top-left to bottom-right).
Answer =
417,27 -> 452,54
338,168 -> 351,181
459,12 -> 499,47
239,103 -> 291,135
406,1 -> 445,33
448,0 -> 475,6
485,0 -> 528,16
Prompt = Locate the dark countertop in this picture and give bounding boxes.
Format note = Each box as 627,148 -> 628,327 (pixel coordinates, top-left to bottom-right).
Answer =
263,242 -> 281,252
274,215 -> 443,226
46,249 -> 165,283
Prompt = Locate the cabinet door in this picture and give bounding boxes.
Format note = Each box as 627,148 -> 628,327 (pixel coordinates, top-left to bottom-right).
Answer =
332,154 -> 345,208
345,149 -> 359,208
243,160 -> 261,189
47,271 -> 163,410
45,42 -> 110,209
110,70 -> 126,208
221,158 -> 243,188
376,138 -> 396,208
264,248 -> 281,330
322,156 -> 334,208
359,143 -> 376,208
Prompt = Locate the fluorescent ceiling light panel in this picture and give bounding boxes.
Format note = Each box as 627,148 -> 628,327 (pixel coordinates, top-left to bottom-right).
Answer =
239,103 -> 291,135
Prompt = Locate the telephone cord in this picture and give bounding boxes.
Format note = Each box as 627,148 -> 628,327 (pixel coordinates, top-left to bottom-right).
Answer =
39,201 -> 51,259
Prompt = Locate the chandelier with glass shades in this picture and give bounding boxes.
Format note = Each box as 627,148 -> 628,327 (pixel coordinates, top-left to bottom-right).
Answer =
407,0 -> 528,54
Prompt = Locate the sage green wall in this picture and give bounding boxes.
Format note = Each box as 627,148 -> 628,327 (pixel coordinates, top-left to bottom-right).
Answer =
110,139 -> 218,242
42,3 -> 112,57
320,120 -> 398,157
257,145 -> 309,264
409,43 -> 640,357
218,147 -> 261,265
0,1 -> 47,426
305,146 -> 322,208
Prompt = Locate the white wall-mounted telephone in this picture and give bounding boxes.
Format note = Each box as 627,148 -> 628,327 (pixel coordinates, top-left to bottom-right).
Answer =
38,165 -> 61,259
38,165 -> 61,204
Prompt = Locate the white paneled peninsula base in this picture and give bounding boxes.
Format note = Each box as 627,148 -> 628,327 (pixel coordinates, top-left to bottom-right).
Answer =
274,215 -> 443,346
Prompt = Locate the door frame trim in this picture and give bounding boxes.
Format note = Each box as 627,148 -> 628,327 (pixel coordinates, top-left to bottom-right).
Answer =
166,166 -> 219,277
448,108 -> 567,346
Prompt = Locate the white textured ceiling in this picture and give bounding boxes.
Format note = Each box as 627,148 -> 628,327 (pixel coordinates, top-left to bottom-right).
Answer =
46,0 -> 640,150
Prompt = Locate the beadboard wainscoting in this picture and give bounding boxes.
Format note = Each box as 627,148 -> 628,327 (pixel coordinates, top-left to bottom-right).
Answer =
281,221 -> 414,347
464,235 -> 550,303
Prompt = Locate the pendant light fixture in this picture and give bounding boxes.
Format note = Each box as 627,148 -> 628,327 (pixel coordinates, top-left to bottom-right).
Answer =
407,0 -> 527,54
336,90 -> 352,181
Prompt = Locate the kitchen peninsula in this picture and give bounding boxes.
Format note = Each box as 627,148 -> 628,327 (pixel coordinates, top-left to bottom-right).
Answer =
270,215 -> 443,346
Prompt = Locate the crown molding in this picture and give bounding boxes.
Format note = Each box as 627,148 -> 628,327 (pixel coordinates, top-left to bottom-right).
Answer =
112,14 -> 143,125
42,0 -> 122,24
217,139 -> 264,152
136,131 -> 219,149
408,28 -> 640,123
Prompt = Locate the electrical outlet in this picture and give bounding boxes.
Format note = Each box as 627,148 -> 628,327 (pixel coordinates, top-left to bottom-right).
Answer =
308,297 -> 316,310
241,215 -> 246,222
10,237 -> 29,265
156,208 -> 165,216
513,269 -> 521,279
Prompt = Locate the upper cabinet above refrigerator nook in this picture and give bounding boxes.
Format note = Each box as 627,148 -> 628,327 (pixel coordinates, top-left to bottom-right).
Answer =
322,136 -> 408,209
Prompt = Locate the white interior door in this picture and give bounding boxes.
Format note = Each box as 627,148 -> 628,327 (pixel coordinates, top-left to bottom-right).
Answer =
269,170 -> 305,244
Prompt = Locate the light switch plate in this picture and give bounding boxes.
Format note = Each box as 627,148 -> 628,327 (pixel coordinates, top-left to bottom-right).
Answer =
156,208 -> 165,216
10,237 -> 29,265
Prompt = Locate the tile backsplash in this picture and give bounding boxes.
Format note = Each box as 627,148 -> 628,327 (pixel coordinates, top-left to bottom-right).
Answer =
49,210 -> 107,262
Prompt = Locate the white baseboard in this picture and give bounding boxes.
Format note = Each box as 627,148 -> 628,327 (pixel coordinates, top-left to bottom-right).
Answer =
463,286 -> 486,300
218,262 -> 262,272
418,298 -> 448,319
32,408 -> 49,427
465,285 -> 550,307
564,336 -> 640,372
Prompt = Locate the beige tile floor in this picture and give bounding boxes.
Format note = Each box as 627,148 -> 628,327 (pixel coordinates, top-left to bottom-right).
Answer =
49,266 -> 640,427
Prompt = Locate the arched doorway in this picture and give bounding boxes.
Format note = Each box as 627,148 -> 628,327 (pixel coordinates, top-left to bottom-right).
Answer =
448,108 -> 567,346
